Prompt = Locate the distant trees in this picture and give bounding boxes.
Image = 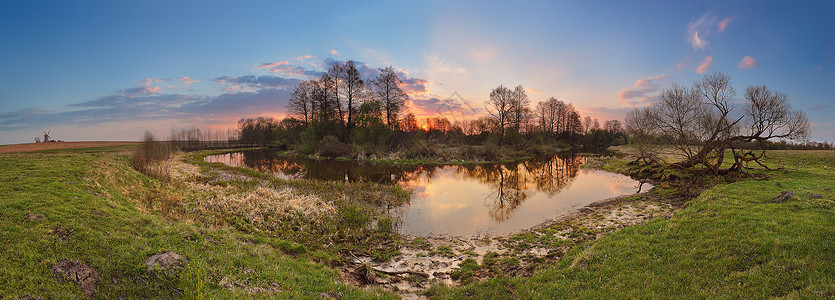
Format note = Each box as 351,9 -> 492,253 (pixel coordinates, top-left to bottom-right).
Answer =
625,71 -> 810,174
534,97 -> 583,139
237,117 -> 281,146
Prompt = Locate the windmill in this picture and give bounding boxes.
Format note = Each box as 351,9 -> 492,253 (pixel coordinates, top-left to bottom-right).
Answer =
43,130 -> 52,143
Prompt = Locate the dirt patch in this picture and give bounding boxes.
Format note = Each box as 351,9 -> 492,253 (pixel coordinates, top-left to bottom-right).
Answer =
0,141 -> 138,153
50,226 -> 74,242
24,213 -> 45,221
51,259 -> 99,298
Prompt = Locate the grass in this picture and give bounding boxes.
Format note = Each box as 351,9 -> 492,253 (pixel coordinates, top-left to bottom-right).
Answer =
426,150 -> 835,298
0,147 -> 399,298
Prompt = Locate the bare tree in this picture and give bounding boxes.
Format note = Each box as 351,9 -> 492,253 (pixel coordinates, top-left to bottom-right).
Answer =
288,79 -> 315,124
341,60 -> 364,140
511,85 -> 531,132
373,66 -> 407,129
582,116 -> 592,134
625,71 -> 809,174
486,85 -> 514,139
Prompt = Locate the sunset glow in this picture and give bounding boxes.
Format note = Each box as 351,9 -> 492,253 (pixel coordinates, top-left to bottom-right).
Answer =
0,1 -> 833,143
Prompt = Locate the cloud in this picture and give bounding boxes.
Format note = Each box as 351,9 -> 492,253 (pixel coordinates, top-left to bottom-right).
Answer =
215,75 -> 301,90
526,87 -> 541,95
718,17 -> 734,33
400,77 -> 429,96
330,49 -> 339,55
687,14 -> 715,50
178,76 -> 199,85
809,104 -> 829,110
676,62 -> 687,71
687,14 -> 733,51
697,56 -> 713,74
616,74 -> 668,107
737,56 -> 758,69
2,87 -> 292,133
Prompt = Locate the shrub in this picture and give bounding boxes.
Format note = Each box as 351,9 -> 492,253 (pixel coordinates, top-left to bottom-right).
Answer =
317,135 -> 353,158
131,130 -> 171,179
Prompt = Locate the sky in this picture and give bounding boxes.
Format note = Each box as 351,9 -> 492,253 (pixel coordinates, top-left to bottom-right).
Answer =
1,0 -> 833,144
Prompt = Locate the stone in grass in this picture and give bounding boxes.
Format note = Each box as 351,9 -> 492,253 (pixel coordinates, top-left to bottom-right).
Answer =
50,259 -> 99,298
806,192 -> 823,199
771,191 -> 795,203
145,251 -> 188,274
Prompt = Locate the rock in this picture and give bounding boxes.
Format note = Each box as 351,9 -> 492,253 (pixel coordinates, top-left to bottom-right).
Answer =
579,207 -> 594,214
825,188 -> 832,191
807,193 -> 823,199
18,295 -> 44,300
145,251 -> 187,274
51,259 -> 99,298
24,213 -> 45,221
771,191 -> 795,203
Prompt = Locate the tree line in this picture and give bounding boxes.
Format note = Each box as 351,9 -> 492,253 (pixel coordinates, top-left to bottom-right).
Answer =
232,60 -> 628,158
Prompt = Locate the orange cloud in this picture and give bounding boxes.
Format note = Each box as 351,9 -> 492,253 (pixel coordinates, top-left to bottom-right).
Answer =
676,62 -> 686,71
696,56 -> 713,74
737,56 -> 758,69
331,49 -> 339,55
526,87 -> 541,95
718,17 -> 733,33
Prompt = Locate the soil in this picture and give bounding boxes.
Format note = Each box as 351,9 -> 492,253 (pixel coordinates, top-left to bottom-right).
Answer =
0,141 -> 138,153
50,259 -> 99,298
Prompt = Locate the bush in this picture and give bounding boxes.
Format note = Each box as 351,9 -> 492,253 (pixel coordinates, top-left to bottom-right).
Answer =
399,139 -> 438,159
131,130 -> 171,179
317,135 -> 353,158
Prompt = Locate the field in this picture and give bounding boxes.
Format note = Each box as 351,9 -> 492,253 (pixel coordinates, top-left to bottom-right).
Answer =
1,145 -> 833,298
0,141 -> 138,154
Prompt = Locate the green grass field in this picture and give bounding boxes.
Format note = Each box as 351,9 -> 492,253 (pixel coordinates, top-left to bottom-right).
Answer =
1,147 -> 833,298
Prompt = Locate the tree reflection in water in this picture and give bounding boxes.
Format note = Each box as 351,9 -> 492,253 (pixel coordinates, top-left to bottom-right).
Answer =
207,150 -> 586,223
455,154 -> 583,222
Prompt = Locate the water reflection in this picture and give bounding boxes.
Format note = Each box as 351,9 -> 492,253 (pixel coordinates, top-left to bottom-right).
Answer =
205,151 -> 646,237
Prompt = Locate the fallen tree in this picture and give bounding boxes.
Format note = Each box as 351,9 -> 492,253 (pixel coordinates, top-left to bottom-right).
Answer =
625,71 -> 809,175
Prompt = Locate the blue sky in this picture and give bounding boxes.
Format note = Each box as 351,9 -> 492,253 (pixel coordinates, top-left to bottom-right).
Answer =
1,0 -> 833,143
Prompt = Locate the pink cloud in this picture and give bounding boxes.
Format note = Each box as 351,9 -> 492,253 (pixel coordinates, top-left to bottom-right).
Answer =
633,74 -> 668,88
737,56 -> 758,69
617,74 -> 669,107
697,56 -> 713,74
255,60 -> 309,76
331,49 -> 339,55
676,62 -> 687,71
526,87 -> 541,94
178,76 -> 199,85
718,17 -> 733,33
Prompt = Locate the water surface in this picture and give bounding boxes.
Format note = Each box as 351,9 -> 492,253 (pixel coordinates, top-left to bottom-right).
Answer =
205,150 -> 647,237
